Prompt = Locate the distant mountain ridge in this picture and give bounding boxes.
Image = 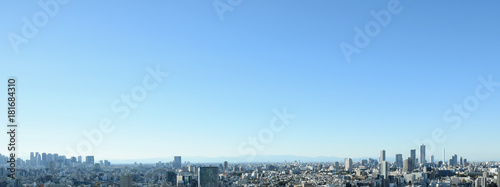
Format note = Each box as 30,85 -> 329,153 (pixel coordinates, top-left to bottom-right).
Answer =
110,155 -> 396,164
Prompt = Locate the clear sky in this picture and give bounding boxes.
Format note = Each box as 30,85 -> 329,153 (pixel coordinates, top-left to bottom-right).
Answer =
1,1 -> 499,162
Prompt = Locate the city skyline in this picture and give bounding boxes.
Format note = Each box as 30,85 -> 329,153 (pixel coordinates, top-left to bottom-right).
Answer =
1,1 -> 499,161
13,144 -> 483,164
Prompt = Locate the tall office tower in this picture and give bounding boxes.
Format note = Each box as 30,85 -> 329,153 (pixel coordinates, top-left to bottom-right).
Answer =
460,157 -> 463,166
380,161 -> 388,179
30,152 -> 35,166
71,157 -> 77,163
36,152 -> 41,166
443,149 -> 445,164
120,175 -> 133,187
403,158 -> 413,173
345,158 -> 353,172
47,153 -> 53,163
463,159 -> 467,167
86,156 -> 95,165
166,171 -> 177,185
380,150 -> 386,162
224,161 -> 228,171
431,155 -> 434,163
395,154 -> 403,168
410,149 -> 416,167
497,173 -> 500,185
174,156 -> 182,169
41,153 -> 47,166
78,156 -> 82,163
198,167 -> 218,187
420,144 -> 426,164
452,154 -> 458,166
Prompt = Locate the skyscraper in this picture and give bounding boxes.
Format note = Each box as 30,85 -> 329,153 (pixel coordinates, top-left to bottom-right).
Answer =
452,154 -> 458,166
380,150 -> 386,162
380,161 -> 388,179
497,173 -> 500,186
174,156 -> 182,169
41,153 -> 47,166
86,156 -> 94,165
198,167 -> 218,187
36,152 -> 41,166
78,156 -> 82,163
443,148 -> 446,164
224,161 -> 228,171
410,149 -> 416,167
345,158 -> 353,172
395,154 -> 403,168
431,155 -> 434,163
420,144 -> 426,164
30,152 -> 35,166
403,158 -> 413,173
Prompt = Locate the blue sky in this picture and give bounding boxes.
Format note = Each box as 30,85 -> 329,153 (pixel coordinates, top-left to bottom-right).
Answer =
1,1 -> 499,162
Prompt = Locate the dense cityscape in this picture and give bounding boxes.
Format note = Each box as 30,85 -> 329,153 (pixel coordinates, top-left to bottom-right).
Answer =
0,144 -> 499,187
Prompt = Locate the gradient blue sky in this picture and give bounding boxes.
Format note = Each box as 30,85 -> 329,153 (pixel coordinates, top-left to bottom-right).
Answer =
1,1 -> 499,162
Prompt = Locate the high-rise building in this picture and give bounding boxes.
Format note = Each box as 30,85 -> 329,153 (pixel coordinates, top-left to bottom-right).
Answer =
395,154 -> 403,168
431,155 -> 434,163
452,154 -> 458,166
30,152 -> 35,166
198,167 -> 218,187
78,156 -> 82,163
41,153 -> 47,166
120,175 -> 133,187
403,158 -> 413,173
223,161 -> 228,171
420,144 -> 426,164
497,173 -> 500,186
345,158 -> 353,172
443,148 -> 446,164
47,153 -> 53,162
380,161 -> 388,179
36,152 -> 41,166
410,149 -> 416,167
380,150 -> 386,162
86,156 -> 94,165
460,157 -> 463,166
174,156 -> 182,169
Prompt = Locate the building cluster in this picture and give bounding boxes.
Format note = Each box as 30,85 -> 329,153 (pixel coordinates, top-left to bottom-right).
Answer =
0,146 -> 499,187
